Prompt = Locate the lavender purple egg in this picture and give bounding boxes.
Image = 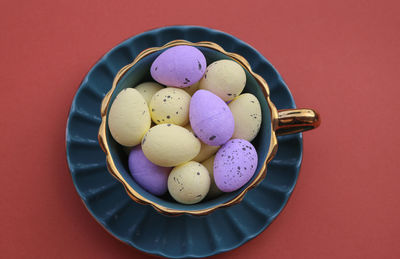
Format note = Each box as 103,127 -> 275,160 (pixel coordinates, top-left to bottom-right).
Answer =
150,45 -> 206,88
190,90 -> 234,146
214,139 -> 258,192
128,145 -> 172,196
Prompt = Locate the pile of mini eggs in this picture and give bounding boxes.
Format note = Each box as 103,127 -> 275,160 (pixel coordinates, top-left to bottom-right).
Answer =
108,45 -> 262,204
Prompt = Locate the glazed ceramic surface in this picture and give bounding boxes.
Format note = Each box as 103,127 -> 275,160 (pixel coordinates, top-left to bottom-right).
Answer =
100,42 -> 274,215
66,26 -> 302,258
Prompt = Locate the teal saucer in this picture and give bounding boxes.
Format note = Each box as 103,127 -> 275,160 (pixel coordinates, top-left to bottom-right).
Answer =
66,26 -> 302,258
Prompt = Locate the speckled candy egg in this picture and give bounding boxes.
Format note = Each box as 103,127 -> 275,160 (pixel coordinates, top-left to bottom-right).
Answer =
150,46 -> 206,88
199,59 -> 246,101
190,90 -> 234,146
108,88 -> 151,147
214,139 -> 258,192
128,146 -> 171,196
168,161 -> 210,204
184,124 -> 220,162
141,124 -> 201,167
229,93 -> 262,141
201,155 -> 223,199
149,87 -> 191,125
134,82 -> 164,107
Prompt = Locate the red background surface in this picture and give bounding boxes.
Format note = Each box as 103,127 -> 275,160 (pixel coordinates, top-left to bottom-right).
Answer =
1,0 -> 399,258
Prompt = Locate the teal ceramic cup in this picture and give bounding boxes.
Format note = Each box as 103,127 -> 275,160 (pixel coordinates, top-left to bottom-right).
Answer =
98,40 -> 320,216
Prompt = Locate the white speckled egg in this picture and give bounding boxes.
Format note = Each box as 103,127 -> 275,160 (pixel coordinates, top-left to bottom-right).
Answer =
182,81 -> 200,96
149,87 -> 191,126
150,45 -> 206,88
229,93 -> 262,141
141,124 -> 201,167
199,59 -> 246,101
108,88 -> 151,147
184,124 -> 220,162
168,161 -> 210,204
134,82 -> 164,107
201,155 -> 223,199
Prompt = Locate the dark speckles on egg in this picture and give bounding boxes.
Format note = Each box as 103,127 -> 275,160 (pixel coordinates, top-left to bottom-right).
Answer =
197,172 -> 200,175
167,124 -> 171,127
209,135 -> 216,141
167,115 -> 170,119
152,108 -> 155,112
163,99 -> 166,102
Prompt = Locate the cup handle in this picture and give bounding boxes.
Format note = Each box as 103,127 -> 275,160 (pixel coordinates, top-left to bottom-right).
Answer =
276,109 -> 321,136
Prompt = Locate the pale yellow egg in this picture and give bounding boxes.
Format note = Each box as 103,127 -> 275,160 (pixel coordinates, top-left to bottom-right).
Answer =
201,155 -> 223,199
108,88 -> 151,147
199,59 -> 246,101
149,87 -> 191,126
135,82 -> 164,107
141,124 -> 201,167
184,124 -> 220,162
168,161 -> 210,204
182,81 -> 200,96
229,93 -> 262,141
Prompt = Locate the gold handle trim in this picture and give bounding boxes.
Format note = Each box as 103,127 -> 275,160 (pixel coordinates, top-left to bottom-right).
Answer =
276,109 -> 320,136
